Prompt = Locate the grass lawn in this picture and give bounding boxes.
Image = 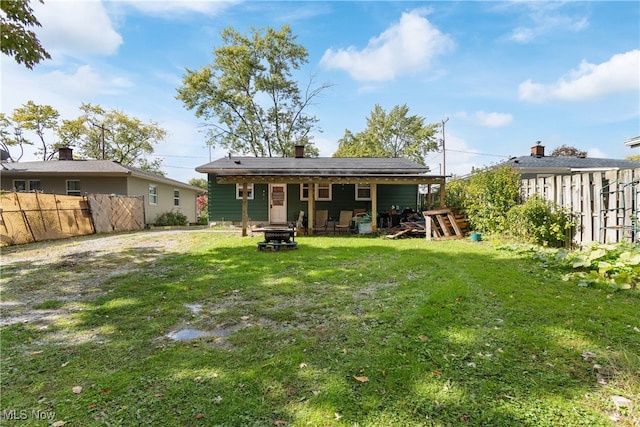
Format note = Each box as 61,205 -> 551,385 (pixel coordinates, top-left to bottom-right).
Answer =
1,231 -> 638,426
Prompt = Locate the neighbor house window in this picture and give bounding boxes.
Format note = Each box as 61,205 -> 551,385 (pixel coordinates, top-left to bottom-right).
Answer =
236,183 -> 254,200
67,180 -> 81,196
13,180 -> 41,192
355,184 -> 371,201
300,183 -> 332,201
149,184 -> 158,205
173,190 -> 180,206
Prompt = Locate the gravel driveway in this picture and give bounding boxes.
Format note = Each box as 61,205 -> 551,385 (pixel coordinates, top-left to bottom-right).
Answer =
1,229 -> 219,327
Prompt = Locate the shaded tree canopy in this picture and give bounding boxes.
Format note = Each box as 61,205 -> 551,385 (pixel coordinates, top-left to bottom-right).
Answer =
0,102 -> 167,175
177,25 -> 330,158
551,144 -> 587,157
1,0 -> 51,69
333,104 -> 439,165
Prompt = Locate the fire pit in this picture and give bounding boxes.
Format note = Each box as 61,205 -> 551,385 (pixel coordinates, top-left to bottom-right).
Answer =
257,228 -> 297,251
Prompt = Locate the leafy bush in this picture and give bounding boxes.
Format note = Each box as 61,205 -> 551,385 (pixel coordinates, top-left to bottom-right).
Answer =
154,210 -> 188,226
506,194 -> 577,247
446,165 -> 521,234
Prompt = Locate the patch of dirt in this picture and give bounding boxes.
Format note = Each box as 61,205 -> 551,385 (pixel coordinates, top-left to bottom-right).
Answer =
0,230 -> 212,327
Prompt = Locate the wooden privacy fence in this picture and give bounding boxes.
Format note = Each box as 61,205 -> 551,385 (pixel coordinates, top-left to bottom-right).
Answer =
87,194 -> 145,233
520,168 -> 640,245
0,192 -> 144,246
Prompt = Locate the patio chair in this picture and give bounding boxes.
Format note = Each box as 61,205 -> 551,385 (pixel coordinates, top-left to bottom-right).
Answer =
312,209 -> 329,235
294,210 -> 306,235
334,210 -> 353,234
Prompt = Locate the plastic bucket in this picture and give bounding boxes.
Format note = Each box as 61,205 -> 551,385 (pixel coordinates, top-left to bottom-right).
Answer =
470,232 -> 482,242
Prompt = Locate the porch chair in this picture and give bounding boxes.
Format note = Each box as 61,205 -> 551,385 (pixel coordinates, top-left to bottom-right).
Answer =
312,209 -> 329,235
334,210 -> 353,234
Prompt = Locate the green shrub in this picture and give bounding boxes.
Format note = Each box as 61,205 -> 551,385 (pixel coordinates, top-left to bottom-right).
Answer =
154,210 -> 188,226
506,194 -> 577,247
446,166 -> 521,234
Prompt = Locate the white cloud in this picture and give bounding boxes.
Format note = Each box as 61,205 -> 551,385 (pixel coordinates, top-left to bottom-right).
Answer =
457,111 -> 513,128
320,8 -> 454,82
503,2 -> 589,43
32,0 -> 122,57
518,50 -> 640,102
124,0 -> 238,17
587,148 -> 608,159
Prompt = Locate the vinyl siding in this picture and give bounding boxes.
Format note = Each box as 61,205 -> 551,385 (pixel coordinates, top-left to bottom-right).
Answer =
208,177 -> 419,223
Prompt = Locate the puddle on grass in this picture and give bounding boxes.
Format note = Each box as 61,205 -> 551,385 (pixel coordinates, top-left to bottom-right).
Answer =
166,328 -> 214,340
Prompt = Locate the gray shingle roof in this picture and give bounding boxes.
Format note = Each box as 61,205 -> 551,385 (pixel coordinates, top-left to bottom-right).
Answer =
1,159 -> 202,191
196,156 -> 433,176
504,155 -> 640,171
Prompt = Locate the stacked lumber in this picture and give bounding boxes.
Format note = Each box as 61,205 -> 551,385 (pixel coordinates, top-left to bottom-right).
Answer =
384,208 -> 470,240
385,221 -> 426,239
423,208 -> 468,240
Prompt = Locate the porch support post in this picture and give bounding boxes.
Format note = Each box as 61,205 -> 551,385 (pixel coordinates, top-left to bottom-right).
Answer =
308,183 -> 315,236
371,183 -> 378,232
439,179 -> 446,207
241,182 -> 248,237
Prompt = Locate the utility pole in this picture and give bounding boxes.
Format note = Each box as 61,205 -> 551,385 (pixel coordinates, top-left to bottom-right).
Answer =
91,122 -> 107,159
441,117 -> 449,177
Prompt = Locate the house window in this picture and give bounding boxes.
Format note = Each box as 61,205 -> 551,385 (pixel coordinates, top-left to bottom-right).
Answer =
67,180 -> 81,196
236,183 -> 254,200
13,180 -> 41,192
149,184 -> 158,205
300,183 -> 332,201
173,190 -> 180,206
355,184 -> 371,201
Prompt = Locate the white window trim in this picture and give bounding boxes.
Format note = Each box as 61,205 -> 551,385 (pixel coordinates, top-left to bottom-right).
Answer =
300,183 -> 332,201
149,184 -> 158,205
66,180 -> 81,196
236,183 -> 254,200
173,189 -> 180,206
355,183 -> 371,201
13,179 -> 41,192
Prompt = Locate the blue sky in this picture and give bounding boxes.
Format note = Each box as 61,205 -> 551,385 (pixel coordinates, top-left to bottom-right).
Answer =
2,1 -> 639,183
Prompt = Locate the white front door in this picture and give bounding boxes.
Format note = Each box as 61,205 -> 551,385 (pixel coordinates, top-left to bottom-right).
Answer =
269,184 -> 287,224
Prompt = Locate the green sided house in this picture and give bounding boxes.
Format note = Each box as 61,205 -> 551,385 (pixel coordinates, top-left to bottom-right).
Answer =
195,146 -> 446,235
1,148 -> 203,225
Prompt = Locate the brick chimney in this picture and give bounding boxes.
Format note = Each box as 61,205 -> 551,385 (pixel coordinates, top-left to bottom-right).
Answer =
531,141 -> 544,157
58,147 -> 73,160
294,144 -> 305,158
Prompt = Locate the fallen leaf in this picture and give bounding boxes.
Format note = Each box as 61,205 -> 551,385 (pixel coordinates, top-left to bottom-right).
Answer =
299,363 -> 307,369
274,420 -> 287,426
52,422 -> 67,427
196,413 -> 205,419
353,375 -> 369,383
418,335 -> 428,341
194,376 -> 203,383
101,388 -> 111,394
433,370 -> 442,377
72,386 -> 83,394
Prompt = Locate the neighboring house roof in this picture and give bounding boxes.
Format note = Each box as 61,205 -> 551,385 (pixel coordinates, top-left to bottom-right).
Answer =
1,159 -> 203,192
504,155 -> 640,174
196,156 -> 439,183
625,136 -> 640,148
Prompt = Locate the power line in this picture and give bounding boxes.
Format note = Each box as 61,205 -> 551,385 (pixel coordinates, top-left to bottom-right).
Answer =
445,148 -> 512,158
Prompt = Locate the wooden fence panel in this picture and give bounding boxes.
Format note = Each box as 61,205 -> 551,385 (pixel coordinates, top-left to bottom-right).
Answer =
0,192 -> 95,245
520,168 -> 640,245
87,194 -> 144,233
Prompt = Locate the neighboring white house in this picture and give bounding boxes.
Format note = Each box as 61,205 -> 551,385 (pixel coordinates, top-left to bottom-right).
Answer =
0,148 -> 203,225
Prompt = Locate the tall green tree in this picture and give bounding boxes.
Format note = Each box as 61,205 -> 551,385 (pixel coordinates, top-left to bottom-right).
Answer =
76,103 -> 166,174
9,101 -> 60,160
177,25 -> 330,158
551,144 -> 587,157
333,104 -> 439,165
1,0 -> 51,69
